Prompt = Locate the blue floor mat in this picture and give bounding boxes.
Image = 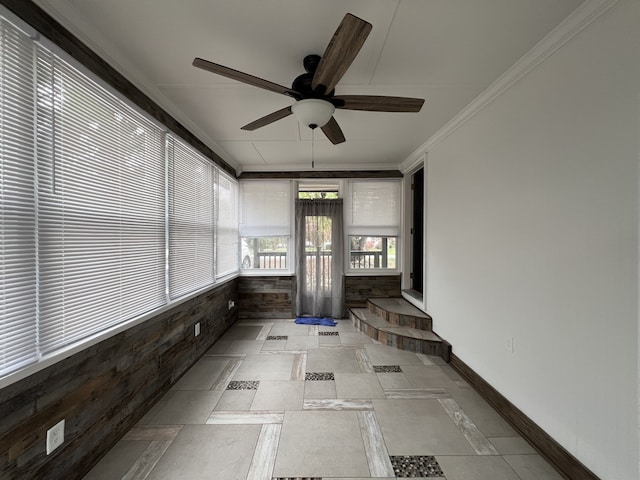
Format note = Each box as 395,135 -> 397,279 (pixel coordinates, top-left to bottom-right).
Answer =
295,316 -> 337,326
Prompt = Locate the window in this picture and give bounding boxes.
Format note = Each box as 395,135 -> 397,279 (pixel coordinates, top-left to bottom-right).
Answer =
36,46 -> 167,354
241,237 -> 288,269
0,18 -> 38,374
168,136 -> 215,298
298,182 -> 339,199
0,14 -> 240,382
349,236 -> 397,269
216,172 -> 239,278
346,180 -> 401,271
239,181 -> 291,271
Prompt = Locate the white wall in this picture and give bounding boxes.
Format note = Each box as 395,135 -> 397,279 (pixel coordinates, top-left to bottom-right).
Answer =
424,1 -> 639,478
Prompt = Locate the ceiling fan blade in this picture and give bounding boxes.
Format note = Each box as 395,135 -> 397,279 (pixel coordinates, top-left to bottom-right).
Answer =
334,95 -> 425,112
311,13 -> 372,95
193,58 -> 301,99
241,106 -> 293,131
320,117 -> 346,145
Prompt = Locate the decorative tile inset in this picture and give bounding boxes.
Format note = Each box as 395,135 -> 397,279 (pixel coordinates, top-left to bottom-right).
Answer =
318,331 -> 339,336
226,380 -> 259,390
267,336 -> 288,340
389,455 -> 444,477
273,477 -> 322,480
373,365 -> 402,373
304,372 -> 335,381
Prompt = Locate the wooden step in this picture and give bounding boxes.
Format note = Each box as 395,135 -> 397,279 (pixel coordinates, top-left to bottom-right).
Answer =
350,307 -> 451,361
367,297 -> 432,331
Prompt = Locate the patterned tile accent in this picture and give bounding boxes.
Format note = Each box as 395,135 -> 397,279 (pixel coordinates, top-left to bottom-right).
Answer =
389,455 -> 444,477
373,365 -> 402,373
318,331 -> 339,336
273,478 -> 322,480
266,336 -> 288,340
304,372 -> 335,381
226,380 -> 259,390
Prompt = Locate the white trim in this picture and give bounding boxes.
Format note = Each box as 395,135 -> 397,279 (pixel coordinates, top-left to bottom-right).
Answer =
637,92 -> 640,480
399,0 -> 622,173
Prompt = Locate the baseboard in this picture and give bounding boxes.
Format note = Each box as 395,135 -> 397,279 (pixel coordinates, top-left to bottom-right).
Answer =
449,354 -> 600,480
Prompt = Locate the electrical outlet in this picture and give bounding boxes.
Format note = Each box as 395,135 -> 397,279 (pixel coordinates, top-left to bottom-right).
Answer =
194,322 -> 200,337
228,300 -> 235,310
506,336 -> 514,354
46,419 -> 65,455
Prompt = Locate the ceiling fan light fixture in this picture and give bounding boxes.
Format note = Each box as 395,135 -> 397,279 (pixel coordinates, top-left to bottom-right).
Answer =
291,99 -> 335,129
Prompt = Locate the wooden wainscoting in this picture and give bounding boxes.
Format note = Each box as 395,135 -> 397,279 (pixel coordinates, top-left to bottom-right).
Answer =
0,280 -> 238,480
345,275 -> 402,308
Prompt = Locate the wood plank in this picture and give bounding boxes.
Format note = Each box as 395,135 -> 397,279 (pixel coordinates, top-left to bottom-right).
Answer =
239,170 -> 402,180
357,410 -> 395,477
303,399 -> 373,411
206,411 -> 285,425
121,440 -> 172,480
246,424 -> 281,480
438,398 -> 499,455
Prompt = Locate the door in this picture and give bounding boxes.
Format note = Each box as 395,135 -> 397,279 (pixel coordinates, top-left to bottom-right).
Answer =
295,199 -> 344,318
411,168 -> 424,294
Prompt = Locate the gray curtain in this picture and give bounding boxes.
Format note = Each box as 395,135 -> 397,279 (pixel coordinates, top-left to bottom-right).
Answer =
295,199 -> 345,318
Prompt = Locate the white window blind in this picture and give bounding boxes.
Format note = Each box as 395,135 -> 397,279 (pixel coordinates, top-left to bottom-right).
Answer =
240,180 -> 291,237
36,51 -> 166,354
0,19 -> 38,376
349,180 -> 401,236
168,137 -> 215,298
216,172 -> 239,278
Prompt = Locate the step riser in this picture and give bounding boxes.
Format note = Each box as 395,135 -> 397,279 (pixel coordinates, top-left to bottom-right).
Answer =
367,300 -> 433,331
351,310 -> 446,358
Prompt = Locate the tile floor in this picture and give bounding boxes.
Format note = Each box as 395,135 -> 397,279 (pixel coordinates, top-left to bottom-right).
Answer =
83,318 -> 564,480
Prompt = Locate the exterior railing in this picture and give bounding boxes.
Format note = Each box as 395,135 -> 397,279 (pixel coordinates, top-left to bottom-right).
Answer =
251,250 -> 389,270
350,250 -> 386,268
255,251 -> 287,269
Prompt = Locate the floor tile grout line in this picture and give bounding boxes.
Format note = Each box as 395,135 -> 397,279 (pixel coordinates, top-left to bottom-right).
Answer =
438,397 -> 500,456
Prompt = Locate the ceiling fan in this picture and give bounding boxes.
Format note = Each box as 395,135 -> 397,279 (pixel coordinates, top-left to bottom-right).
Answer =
193,13 -> 424,145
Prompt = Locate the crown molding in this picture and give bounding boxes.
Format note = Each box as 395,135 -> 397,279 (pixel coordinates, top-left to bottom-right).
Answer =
399,0 -> 621,174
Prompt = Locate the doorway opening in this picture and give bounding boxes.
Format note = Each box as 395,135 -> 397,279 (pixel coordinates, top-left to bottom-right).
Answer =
295,198 -> 345,318
410,167 -> 424,296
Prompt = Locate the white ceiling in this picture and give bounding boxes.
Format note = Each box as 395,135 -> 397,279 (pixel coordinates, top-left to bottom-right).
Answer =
33,0 -> 584,173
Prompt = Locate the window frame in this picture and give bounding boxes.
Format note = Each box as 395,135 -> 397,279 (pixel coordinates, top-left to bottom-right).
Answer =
344,179 -> 402,275
0,10 -> 240,388
239,180 -> 294,275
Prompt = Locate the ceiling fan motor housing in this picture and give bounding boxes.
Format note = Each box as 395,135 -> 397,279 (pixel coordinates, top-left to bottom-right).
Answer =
292,55 -> 335,99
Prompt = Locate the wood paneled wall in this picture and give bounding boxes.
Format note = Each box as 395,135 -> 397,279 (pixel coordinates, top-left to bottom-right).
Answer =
345,275 -> 402,308
0,280 -> 238,480
238,276 -> 296,319
238,275 -> 402,318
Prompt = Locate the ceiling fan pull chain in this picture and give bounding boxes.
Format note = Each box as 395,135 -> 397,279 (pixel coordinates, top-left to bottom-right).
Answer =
311,127 -> 315,169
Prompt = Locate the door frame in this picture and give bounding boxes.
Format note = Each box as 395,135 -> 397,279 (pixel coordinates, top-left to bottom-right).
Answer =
402,155 -> 427,312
